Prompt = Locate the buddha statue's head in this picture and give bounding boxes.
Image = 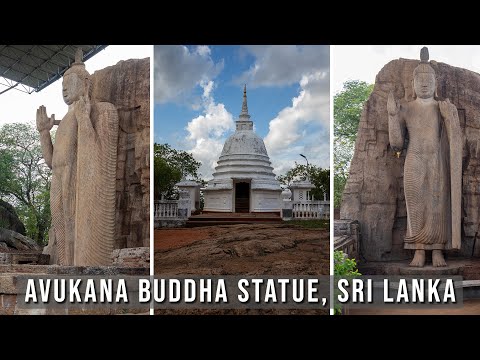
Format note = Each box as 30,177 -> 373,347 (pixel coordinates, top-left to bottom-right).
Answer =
413,47 -> 436,100
62,48 -> 91,106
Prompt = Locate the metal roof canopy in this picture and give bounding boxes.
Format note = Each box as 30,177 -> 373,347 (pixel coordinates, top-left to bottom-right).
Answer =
0,45 -> 107,95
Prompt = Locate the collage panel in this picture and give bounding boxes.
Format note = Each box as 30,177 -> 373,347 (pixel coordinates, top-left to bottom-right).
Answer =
333,45 -> 480,314
153,45 -> 331,314
0,45 -> 151,314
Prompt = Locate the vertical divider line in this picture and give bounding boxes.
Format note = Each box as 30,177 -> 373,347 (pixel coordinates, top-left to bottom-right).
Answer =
150,44 -> 155,316
329,45 -> 334,316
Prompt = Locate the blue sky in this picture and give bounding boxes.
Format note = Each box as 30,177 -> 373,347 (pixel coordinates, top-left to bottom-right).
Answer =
154,45 -> 330,180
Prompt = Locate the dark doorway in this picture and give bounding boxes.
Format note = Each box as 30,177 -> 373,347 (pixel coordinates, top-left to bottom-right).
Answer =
235,182 -> 250,213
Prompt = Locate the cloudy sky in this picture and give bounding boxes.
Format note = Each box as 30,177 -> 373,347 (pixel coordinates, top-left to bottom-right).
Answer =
0,45 -> 151,126
154,45 -> 330,180
332,45 -> 480,94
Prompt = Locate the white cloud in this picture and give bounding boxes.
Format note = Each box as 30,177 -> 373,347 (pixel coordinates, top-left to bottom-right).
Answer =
189,138 -> 225,179
269,126 -> 330,177
202,79 -> 214,98
196,46 -> 211,58
235,45 -> 329,87
185,81 -> 235,179
0,45 -> 151,127
154,45 -> 223,104
264,70 -> 330,173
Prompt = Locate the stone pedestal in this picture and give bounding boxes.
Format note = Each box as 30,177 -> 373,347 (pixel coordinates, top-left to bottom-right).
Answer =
398,264 -> 463,276
112,247 -> 149,268
334,220 -> 360,260
176,180 -> 201,213
0,264 -> 149,315
0,252 -> 49,265
290,180 -> 315,201
281,188 -> 293,220
358,259 -> 469,276
177,189 -> 191,218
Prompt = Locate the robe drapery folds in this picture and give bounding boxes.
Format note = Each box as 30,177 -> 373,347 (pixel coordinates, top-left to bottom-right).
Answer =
74,102 -> 119,265
389,102 -> 462,251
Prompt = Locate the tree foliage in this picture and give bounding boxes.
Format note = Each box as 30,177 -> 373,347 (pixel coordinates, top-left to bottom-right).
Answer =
334,80 -> 374,142
277,162 -> 330,200
154,156 -> 181,200
334,250 -> 361,276
153,143 -> 202,200
0,122 -> 52,244
333,250 -> 361,315
334,80 -> 373,207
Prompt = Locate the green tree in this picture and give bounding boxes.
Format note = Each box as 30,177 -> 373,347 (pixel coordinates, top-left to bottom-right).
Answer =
277,163 -> 330,200
0,122 -> 52,244
154,156 -> 182,200
334,80 -> 374,207
154,143 -> 202,200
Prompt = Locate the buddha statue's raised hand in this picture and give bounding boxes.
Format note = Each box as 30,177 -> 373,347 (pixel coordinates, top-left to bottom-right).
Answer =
36,105 -> 55,133
75,95 -> 91,121
439,98 -> 456,120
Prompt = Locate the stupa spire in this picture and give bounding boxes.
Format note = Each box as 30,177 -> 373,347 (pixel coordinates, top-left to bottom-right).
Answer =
240,84 -> 250,119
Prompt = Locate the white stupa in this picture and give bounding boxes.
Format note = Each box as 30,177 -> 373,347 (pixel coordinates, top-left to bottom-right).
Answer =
203,86 -> 282,213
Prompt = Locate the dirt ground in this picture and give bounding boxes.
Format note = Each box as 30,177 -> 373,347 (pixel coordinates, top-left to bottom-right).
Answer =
154,223 -> 330,315
154,228 -> 212,251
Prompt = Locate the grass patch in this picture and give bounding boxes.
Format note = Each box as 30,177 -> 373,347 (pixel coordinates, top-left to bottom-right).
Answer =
287,219 -> 329,229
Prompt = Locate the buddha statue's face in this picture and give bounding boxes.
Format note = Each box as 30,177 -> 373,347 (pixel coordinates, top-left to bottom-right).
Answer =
62,72 -> 85,105
414,72 -> 436,99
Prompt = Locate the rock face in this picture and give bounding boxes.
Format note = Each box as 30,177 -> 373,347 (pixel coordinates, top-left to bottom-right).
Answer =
154,224 -> 329,315
0,200 -> 25,235
0,199 -> 37,252
91,57 -> 150,250
341,58 -> 480,261
155,224 -> 329,276
0,228 -> 41,251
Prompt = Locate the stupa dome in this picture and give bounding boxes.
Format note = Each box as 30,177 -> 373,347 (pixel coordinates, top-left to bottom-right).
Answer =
221,131 -> 268,157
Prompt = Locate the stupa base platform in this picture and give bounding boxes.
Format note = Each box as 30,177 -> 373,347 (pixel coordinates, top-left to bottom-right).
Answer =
187,212 -> 282,227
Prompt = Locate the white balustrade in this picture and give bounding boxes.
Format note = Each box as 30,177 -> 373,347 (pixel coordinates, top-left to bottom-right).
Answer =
292,201 -> 329,219
154,201 -> 179,219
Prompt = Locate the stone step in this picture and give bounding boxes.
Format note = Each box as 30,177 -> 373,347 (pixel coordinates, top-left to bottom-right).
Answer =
189,216 -> 281,221
192,212 -> 281,218
186,218 -> 283,228
186,221 -> 282,228
187,212 -> 283,227
0,252 -> 49,265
